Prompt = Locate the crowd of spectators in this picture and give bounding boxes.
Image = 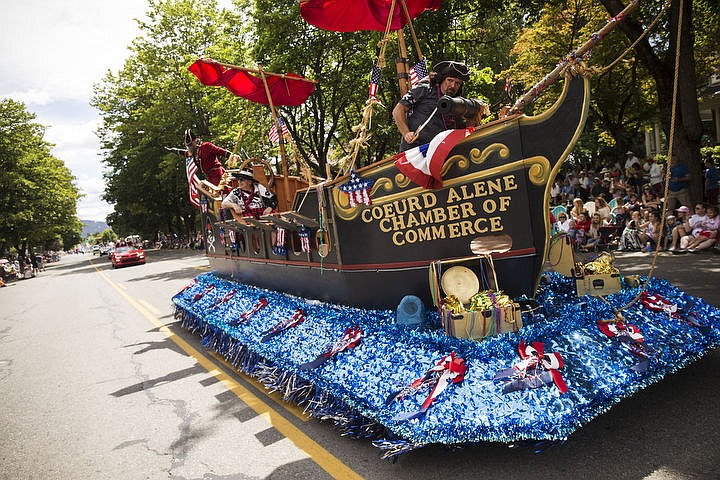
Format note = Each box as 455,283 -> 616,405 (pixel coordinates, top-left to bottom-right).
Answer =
550,151 -> 720,255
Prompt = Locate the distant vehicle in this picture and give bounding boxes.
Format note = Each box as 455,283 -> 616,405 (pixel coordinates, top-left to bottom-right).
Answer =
110,245 -> 146,268
92,245 -> 100,255
99,246 -> 110,256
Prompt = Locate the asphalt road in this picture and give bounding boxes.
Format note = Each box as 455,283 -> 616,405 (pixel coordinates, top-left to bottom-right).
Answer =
1,249 -> 719,479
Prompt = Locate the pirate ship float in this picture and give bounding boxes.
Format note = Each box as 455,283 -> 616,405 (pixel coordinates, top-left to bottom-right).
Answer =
174,0 -> 720,458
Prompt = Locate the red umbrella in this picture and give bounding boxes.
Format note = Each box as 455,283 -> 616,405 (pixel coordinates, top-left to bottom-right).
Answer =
188,58 -> 315,107
300,0 -> 442,32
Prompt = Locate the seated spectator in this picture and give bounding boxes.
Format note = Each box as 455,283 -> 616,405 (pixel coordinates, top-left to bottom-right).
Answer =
594,197 -> 612,222
575,210 -> 591,238
641,185 -> 662,210
639,210 -> 661,250
570,198 -> 585,221
668,206 -> 691,252
617,210 -> 643,251
560,178 -> 574,204
663,215 -> 677,250
555,212 -> 571,234
550,178 -> 563,206
686,205 -> 719,253
580,213 -> 604,251
221,170 -> 278,221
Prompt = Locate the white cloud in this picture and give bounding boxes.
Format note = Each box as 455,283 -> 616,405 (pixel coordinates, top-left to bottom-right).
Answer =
1,0 -> 147,222
1,0 -> 234,222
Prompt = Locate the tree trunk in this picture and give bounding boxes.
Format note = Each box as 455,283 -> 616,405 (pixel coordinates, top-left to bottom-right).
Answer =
600,0 -> 703,204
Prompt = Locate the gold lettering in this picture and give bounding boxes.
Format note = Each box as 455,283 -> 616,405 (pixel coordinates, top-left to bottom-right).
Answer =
371,206 -> 384,220
406,212 -> 421,228
394,198 -> 407,215
433,208 -> 447,223
490,216 -> 503,231
391,215 -> 406,231
503,175 -> 518,191
392,231 -> 405,246
446,188 -> 462,204
405,230 -> 417,244
417,227 -> 432,242
460,220 -> 474,237
422,192 -> 437,209
419,210 -> 434,225
483,199 -> 497,213
460,202 -> 477,218
379,218 -> 393,233
499,196 -> 511,211
407,196 -> 421,212
474,217 -> 488,233
361,209 -> 373,223
383,204 -> 395,218
459,185 -> 474,200
431,225 -> 446,239
487,178 -> 503,195
448,223 -> 461,238
473,181 -> 487,197
447,205 -> 461,221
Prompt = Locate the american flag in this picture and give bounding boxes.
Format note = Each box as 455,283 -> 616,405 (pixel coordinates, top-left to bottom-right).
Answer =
408,58 -> 429,87
185,155 -> 201,208
269,117 -> 289,144
393,127 -> 475,189
368,62 -> 381,101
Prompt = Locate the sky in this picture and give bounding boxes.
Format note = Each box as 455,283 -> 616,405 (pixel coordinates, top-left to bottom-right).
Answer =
1,1 -> 153,222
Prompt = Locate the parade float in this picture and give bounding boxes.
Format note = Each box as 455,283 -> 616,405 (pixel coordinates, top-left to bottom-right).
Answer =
172,0 -> 720,458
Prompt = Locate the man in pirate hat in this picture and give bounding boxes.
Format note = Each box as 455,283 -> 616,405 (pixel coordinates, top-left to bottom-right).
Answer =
221,170 -> 278,221
184,129 -> 240,186
392,60 -> 489,152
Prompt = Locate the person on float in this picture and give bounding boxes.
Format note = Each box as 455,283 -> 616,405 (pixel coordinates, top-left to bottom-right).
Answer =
392,60 -> 489,152
221,170 -> 278,221
184,128 -> 240,187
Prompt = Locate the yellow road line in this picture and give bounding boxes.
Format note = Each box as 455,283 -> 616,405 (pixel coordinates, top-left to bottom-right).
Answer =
137,299 -> 162,315
92,262 -> 363,480
207,350 -> 308,422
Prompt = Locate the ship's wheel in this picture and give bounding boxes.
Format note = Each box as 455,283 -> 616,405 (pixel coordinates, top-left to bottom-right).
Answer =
237,157 -> 275,188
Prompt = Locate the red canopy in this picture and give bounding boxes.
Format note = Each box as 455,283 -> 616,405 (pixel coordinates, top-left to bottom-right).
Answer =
300,0 -> 442,32
188,59 -> 315,107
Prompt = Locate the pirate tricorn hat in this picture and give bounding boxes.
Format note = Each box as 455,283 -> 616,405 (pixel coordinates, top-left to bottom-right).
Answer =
184,128 -> 198,145
433,61 -> 471,83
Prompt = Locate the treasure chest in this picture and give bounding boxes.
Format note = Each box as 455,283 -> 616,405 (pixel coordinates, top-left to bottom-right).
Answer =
547,234 -> 622,296
429,255 -> 522,340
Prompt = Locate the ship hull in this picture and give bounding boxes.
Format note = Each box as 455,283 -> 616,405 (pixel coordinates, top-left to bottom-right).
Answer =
202,73 -> 590,309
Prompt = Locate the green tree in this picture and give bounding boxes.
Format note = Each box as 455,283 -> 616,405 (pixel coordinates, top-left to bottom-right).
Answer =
93,0 -> 246,239
0,99 -> 83,255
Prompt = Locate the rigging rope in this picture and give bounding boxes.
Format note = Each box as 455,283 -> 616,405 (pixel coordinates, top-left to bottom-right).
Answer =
598,0 -> 684,321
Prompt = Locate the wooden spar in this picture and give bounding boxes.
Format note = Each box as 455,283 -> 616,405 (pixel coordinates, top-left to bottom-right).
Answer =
396,29 -> 411,96
258,65 -> 293,210
507,0 -> 643,115
208,59 -> 318,84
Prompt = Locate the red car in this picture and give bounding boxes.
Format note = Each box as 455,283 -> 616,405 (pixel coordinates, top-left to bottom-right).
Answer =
110,245 -> 146,268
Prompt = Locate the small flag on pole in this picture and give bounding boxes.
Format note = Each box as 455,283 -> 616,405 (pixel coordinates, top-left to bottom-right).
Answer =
409,58 -> 429,87
368,62 -> 382,102
269,117 -> 290,144
185,155 -> 201,208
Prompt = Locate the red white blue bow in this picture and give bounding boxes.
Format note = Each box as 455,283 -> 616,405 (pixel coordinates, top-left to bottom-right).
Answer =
494,341 -> 568,394
192,284 -> 215,302
230,296 -> 268,326
300,325 -> 363,370
261,308 -> 306,342
598,320 -> 655,372
640,292 -> 678,317
210,289 -> 236,309
387,352 -> 467,421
